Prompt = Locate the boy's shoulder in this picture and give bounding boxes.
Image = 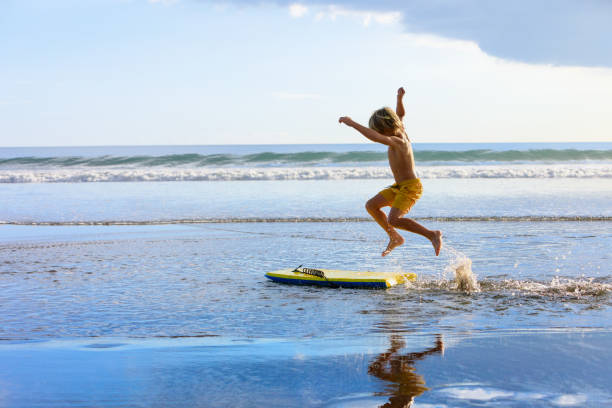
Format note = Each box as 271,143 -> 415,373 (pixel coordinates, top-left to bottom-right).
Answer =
392,130 -> 411,145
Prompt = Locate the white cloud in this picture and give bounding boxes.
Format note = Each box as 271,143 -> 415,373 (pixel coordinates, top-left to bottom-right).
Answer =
272,92 -> 321,100
314,5 -> 401,27
279,1 -> 612,67
403,32 -> 481,53
289,3 -> 308,18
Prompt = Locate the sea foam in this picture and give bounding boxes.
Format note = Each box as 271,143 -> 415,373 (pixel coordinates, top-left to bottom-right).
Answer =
1,164 -> 611,183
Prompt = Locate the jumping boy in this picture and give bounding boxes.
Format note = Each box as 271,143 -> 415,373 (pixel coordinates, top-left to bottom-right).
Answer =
339,87 -> 443,257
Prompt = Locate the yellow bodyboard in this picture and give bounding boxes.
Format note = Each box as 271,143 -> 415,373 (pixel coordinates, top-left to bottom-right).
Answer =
265,268 -> 416,289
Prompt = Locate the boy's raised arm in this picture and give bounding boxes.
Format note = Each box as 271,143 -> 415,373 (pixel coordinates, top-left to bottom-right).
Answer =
396,87 -> 405,120
339,116 -> 398,147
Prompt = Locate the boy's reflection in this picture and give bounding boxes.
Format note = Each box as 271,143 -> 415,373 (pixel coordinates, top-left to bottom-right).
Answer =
368,334 -> 444,408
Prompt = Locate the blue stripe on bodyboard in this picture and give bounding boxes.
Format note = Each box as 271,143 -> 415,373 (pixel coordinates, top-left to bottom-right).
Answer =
265,274 -> 388,289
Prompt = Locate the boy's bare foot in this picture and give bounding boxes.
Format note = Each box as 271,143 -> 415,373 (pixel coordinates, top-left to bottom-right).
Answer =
431,230 -> 443,256
382,231 -> 404,257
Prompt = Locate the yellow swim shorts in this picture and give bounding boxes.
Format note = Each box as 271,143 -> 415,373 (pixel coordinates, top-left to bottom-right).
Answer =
379,178 -> 423,212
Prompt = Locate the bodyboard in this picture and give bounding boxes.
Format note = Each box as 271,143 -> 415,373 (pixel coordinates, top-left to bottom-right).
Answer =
265,267 -> 416,289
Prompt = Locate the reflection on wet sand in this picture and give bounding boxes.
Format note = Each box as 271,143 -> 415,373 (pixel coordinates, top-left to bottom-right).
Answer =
368,334 -> 444,407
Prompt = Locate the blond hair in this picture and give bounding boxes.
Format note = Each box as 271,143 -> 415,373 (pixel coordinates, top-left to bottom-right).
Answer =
368,107 -> 402,135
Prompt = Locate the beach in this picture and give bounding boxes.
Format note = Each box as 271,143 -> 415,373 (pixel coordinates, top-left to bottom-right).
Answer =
1,143 -> 611,407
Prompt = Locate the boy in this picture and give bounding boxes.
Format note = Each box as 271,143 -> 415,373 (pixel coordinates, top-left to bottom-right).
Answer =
339,87 -> 443,257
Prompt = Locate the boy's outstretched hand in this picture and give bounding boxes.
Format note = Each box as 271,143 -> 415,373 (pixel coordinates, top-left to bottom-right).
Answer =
338,116 -> 355,127
397,87 -> 405,98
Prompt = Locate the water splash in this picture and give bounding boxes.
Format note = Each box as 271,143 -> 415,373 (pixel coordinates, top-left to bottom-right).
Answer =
402,245 -> 480,293
489,276 -> 612,299
444,246 -> 480,293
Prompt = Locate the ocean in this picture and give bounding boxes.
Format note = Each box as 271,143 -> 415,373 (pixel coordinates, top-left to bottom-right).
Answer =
1,142 -> 611,407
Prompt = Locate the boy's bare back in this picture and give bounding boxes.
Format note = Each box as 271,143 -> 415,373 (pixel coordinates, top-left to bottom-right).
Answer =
386,132 -> 417,183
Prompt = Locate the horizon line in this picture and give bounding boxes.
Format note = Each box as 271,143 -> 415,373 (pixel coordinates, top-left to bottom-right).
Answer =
2,141 -> 612,149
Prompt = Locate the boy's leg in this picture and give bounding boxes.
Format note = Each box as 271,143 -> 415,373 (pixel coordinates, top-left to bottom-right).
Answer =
365,194 -> 393,232
388,207 -> 443,256
365,194 -> 405,257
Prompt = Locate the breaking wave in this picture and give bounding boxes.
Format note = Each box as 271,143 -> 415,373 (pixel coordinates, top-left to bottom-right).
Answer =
2,149 -> 612,168
1,164 -> 611,183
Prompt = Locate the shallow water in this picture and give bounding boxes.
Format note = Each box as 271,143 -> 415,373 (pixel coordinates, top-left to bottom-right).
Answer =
2,178 -> 612,223
2,219 -> 610,406
1,221 -> 610,340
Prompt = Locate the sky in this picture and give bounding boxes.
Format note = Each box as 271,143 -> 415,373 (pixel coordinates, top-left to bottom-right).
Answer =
1,0 -> 611,146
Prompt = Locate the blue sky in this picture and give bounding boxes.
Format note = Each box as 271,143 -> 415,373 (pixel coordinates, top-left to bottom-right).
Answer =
1,0 -> 611,146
